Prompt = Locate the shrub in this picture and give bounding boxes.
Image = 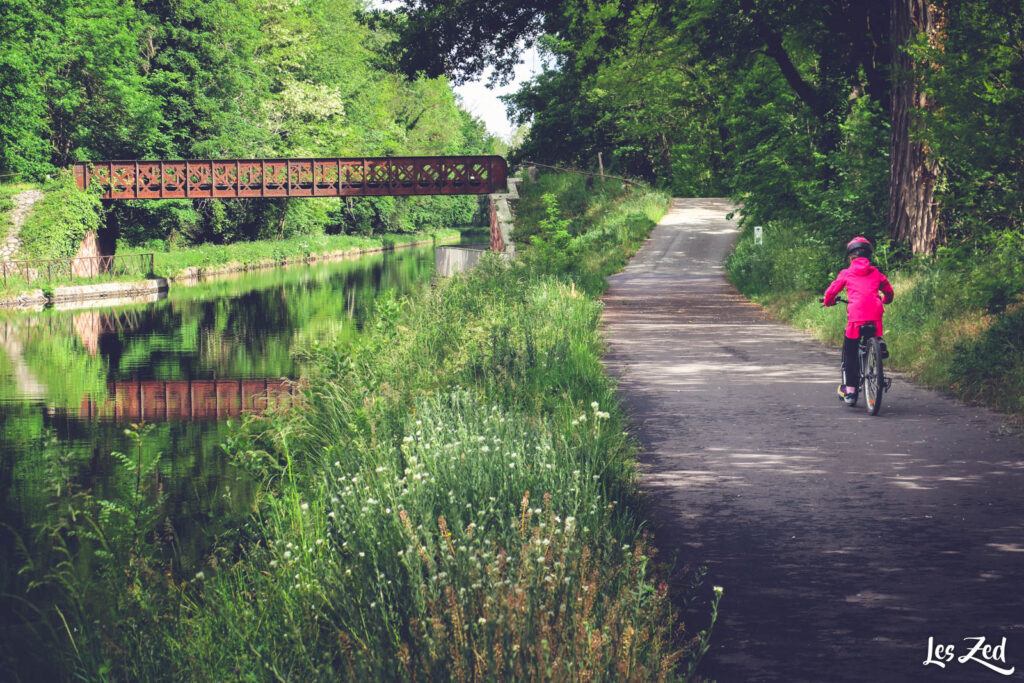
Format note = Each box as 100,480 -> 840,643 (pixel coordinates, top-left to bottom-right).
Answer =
17,171 -> 103,260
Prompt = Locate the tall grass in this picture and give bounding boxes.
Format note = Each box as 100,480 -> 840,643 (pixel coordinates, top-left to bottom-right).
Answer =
10,174 -> 722,680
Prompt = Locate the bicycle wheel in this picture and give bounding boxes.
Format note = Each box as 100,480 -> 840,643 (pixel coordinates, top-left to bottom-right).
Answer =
864,338 -> 884,415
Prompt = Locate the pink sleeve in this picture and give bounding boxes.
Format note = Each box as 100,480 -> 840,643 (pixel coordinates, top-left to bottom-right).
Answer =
823,273 -> 846,305
879,273 -> 894,304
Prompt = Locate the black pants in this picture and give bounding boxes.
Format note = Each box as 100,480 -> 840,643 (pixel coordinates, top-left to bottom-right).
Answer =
841,336 -> 860,389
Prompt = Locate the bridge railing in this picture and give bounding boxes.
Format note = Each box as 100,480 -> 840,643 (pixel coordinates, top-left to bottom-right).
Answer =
0,253 -> 155,287
73,155 -> 508,200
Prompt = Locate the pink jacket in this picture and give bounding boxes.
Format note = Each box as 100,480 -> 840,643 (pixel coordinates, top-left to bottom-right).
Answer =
823,257 -> 894,339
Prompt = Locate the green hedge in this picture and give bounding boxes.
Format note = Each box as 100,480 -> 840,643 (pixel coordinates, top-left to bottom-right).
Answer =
16,171 -> 102,260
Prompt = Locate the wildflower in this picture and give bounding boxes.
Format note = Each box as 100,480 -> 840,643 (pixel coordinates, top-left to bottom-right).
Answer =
270,560 -> 278,568
416,420 -> 422,426
509,463 -> 515,469
328,511 -> 336,519
714,585 -> 724,597
334,461 -> 341,468
316,539 -> 324,546
370,602 -> 377,608
358,552 -> 366,558
478,617 -> 487,625
481,445 -> 490,453
283,551 -> 292,560
404,436 -> 414,442
300,502 -> 310,511
376,466 -> 385,473
195,571 -> 205,580
345,569 -> 352,576
591,401 -> 599,409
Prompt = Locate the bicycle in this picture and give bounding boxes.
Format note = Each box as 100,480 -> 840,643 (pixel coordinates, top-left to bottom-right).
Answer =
821,296 -> 892,415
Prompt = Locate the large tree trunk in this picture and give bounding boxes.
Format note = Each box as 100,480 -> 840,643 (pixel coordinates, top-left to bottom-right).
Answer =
888,0 -> 941,255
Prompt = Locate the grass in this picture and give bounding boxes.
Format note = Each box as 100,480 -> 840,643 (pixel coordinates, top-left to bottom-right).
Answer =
125,229 -> 462,279
7,173 -> 725,680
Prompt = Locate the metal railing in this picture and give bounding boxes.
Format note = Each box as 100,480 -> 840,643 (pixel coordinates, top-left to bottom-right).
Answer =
0,253 -> 155,287
73,155 -> 508,199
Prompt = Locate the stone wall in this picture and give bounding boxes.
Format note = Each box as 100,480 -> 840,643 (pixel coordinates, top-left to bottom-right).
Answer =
72,231 -> 102,277
0,189 -> 44,262
488,176 -> 519,255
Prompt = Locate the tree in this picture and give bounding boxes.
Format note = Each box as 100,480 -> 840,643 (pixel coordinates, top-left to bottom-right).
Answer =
888,0 -> 942,255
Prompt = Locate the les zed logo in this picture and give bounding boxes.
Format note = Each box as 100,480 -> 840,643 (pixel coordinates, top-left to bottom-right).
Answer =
924,636 -> 1015,675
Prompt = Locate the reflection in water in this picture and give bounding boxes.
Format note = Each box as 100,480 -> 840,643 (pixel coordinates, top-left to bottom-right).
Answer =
0,245 -> 438,609
79,379 -> 296,421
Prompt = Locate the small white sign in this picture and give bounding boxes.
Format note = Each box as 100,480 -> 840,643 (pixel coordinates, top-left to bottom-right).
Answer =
754,225 -> 763,245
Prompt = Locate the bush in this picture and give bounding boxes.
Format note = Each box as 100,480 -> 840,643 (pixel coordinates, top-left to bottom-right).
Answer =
17,171 -> 103,260
950,307 -> 1024,413
727,223 -> 835,298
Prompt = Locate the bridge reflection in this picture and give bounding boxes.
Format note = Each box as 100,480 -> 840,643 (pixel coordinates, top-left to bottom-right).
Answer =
79,378 -> 297,422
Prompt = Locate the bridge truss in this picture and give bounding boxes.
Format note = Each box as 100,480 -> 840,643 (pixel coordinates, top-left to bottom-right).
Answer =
73,155 -> 507,200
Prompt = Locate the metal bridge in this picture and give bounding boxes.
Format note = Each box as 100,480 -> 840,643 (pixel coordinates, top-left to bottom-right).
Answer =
73,155 -> 507,200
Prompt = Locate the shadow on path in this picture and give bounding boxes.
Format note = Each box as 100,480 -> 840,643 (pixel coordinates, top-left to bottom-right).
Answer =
602,198 -> 1024,682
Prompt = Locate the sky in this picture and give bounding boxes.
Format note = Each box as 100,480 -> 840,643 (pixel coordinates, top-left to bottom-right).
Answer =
368,1 -> 541,142
453,47 -> 541,142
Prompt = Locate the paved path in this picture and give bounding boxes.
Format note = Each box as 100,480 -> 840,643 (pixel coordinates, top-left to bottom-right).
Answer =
601,199 -> 1024,682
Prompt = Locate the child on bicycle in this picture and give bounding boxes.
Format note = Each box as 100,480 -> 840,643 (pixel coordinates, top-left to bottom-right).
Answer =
822,237 -> 894,405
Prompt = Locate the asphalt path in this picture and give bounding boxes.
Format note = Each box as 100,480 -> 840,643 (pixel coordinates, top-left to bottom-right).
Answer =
601,198 -> 1024,682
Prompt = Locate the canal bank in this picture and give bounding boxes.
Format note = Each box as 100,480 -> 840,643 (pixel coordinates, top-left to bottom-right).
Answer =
0,230 -> 464,309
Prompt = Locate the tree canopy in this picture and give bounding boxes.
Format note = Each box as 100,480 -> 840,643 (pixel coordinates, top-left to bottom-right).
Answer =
388,0 -> 1024,258
0,0 -> 501,245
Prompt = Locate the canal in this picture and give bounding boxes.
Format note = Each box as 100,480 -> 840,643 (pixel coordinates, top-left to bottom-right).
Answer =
0,243 -> 444,615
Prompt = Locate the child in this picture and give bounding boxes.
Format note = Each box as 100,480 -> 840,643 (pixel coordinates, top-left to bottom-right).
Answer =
822,237 -> 894,405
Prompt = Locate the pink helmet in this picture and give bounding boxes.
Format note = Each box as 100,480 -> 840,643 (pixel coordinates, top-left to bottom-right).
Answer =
846,236 -> 872,258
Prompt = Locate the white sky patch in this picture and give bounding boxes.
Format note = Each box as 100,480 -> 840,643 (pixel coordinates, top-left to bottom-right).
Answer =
455,47 -> 541,141
368,0 -> 540,142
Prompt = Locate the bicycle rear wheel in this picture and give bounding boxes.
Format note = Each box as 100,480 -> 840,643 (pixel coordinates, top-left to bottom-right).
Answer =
864,337 -> 884,415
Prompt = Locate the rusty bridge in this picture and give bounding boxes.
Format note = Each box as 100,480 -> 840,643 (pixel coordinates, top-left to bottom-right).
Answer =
73,155 -> 507,200
78,378 -> 297,422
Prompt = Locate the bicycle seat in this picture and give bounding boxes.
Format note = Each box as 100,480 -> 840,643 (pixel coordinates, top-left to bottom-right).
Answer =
858,322 -> 878,338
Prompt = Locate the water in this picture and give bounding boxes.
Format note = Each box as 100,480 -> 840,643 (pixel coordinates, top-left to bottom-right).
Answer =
0,244 -> 440,592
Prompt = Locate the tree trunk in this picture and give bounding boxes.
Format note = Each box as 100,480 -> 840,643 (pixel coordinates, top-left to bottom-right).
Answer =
888,0 -> 941,255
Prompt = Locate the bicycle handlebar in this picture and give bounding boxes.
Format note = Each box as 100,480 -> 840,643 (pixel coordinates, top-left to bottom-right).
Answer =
819,296 -> 849,306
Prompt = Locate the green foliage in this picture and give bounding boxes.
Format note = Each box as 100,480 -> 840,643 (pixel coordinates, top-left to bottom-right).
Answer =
0,0 -> 498,247
17,171 -> 102,260
950,307 -> 1024,414
527,192 -> 573,271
